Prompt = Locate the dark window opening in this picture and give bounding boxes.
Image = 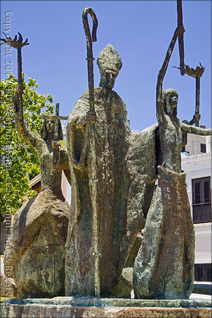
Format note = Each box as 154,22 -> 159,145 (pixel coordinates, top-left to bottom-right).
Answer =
196,267 -> 203,281
200,143 -> 206,153
204,181 -> 210,203
192,177 -> 211,223
195,264 -> 212,282
207,268 -> 212,281
195,182 -> 201,204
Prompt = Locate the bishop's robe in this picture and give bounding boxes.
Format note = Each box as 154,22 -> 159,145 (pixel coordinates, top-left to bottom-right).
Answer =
62,87 -> 157,297
65,87 -> 131,296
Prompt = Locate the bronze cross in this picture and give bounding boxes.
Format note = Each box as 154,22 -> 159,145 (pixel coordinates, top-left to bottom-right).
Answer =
40,103 -> 68,121
176,0 -> 204,126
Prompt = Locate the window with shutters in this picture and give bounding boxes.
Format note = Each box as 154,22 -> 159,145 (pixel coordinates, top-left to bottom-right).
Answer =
192,177 -> 211,223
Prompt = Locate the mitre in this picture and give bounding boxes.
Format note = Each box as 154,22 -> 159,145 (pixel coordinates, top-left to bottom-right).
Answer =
97,44 -> 122,76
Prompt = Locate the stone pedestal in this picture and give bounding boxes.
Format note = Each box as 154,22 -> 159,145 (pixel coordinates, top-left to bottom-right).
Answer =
1,297 -> 211,318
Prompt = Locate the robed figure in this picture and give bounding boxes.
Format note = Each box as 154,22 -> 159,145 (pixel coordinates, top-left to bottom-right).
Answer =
55,45 -> 157,297
133,25 -> 212,300
65,45 -> 131,296
4,91 -> 70,298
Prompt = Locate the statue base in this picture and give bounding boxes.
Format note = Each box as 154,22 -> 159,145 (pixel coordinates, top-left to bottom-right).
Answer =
1,297 -> 211,318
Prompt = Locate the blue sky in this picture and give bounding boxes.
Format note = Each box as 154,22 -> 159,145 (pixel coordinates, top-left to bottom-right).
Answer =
1,1 -> 211,130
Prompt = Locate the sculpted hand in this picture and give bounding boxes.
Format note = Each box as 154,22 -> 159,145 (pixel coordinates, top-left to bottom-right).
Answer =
52,141 -> 60,149
182,120 -> 189,125
87,110 -> 96,124
75,115 -> 87,127
193,113 -> 201,123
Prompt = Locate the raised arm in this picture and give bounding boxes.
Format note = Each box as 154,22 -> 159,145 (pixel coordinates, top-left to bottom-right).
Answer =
181,122 -> 212,135
156,25 -> 184,119
13,85 -> 43,151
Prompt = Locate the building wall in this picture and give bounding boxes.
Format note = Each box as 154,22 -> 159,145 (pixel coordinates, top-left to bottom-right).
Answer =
181,152 -> 212,219
182,133 -> 212,281
194,223 -> 211,264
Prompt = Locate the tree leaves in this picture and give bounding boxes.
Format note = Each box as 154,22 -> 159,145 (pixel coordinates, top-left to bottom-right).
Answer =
0,73 -> 54,220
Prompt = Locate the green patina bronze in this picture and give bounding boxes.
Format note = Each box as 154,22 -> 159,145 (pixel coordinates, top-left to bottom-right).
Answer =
133,24 -> 212,300
3,34 -> 70,298
1,3 -> 212,304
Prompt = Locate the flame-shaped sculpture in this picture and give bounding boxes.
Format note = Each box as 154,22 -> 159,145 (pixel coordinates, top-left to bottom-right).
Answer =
0,32 -> 29,49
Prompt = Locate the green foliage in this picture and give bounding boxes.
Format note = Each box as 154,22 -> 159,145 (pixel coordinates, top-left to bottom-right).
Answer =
59,140 -> 66,149
0,73 -> 54,220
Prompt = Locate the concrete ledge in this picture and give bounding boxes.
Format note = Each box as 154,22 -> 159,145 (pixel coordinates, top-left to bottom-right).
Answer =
1,303 -> 211,318
1,298 -> 211,318
2,296 -> 212,308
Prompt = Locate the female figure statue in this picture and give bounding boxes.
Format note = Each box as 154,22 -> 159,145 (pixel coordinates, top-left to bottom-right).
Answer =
133,26 -> 212,299
4,86 -> 69,297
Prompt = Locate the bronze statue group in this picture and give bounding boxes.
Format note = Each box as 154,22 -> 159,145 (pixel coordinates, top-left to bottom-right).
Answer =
3,6 -> 212,300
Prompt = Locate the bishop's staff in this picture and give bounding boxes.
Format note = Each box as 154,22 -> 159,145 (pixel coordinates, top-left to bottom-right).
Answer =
176,0 -> 204,127
82,8 -> 100,298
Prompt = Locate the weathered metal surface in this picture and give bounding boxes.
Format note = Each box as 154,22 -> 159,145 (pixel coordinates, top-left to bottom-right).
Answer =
134,20 -> 212,299
0,32 -> 29,87
195,76 -> 200,126
134,167 -> 195,299
0,32 -> 29,49
0,33 -> 28,118
177,0 -> 185,76
82,8 -> 98,112
82,7 -> 100,298
176,1 -> 204,127
1,4 -> 211,303
2,34 -> 70,298
65,44 -> 140,297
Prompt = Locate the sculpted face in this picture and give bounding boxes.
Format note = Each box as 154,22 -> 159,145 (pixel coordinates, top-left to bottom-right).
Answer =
169,93 -> 178,110
46,118 -> 55,133
164,90 -> 178,115
101,70 -> 117,89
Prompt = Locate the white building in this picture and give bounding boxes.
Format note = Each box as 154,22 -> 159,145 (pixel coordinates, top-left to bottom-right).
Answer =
181,133 -> 211,282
